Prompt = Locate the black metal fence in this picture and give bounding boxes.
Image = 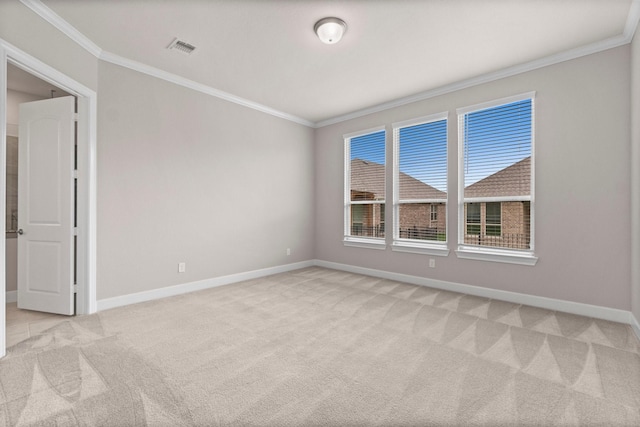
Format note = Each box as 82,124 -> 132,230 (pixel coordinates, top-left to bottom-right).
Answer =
399,226 -> 446,241
351,224 -> 385,238
464,233 -> 530,249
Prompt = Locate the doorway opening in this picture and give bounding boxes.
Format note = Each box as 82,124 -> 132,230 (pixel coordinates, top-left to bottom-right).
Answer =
1,42 -> 98,358
6,64 -> 75,319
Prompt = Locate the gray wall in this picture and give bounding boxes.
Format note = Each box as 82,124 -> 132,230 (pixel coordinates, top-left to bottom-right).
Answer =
315,46 -> 631,311
1,0 -> 637,317
0,1 -> 98,92
1,1 -> 315,302
97,61 -> 315,300
632,32 -> 640,323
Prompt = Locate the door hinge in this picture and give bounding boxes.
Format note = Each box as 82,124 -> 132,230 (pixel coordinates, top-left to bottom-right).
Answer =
73,284 -> 78,294
73,170 -> 78,179
74,113 -> 79,122
74,227 -> 79,236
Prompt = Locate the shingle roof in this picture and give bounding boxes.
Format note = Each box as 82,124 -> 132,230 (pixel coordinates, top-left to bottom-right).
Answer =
351,159 -> 445,200
464,157 -> 530,198
350,157 -> 530,200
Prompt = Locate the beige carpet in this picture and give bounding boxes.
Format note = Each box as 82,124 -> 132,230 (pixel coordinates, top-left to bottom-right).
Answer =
1,266 -> 640,426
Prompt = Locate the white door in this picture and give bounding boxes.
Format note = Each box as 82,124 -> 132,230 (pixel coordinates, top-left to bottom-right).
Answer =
17,96 -> 75,315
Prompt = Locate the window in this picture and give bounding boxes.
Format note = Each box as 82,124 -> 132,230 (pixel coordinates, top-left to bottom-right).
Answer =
466,203 -> 480,235
430,204 -> 438,222
344,127 -> 386,249
485,202 -> 501,236
457,93 -> 537,265
392,113 -> 449,255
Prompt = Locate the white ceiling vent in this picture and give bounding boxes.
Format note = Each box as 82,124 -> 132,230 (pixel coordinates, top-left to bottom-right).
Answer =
167,38 -> 196,55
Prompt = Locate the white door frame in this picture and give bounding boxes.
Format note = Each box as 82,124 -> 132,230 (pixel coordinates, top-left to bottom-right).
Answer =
0,38 -> 97,358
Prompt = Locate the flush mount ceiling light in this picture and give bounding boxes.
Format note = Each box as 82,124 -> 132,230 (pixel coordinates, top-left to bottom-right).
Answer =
314,17 -> 347,44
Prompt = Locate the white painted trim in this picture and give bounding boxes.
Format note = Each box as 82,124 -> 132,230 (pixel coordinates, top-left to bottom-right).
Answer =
392,242 -> 450,257
0,47 -> 7,358
20,0 -> 312,127
20,0 -> 640,130
97,260 -> 315,311
631,313 -> 640,342
90,257 -> 640,343
456,91 -> 537,115
455,247 -> 538,266
5,291 -> 16,304
0,37 -> 98,321
392,112 -> 449,249
343,125 -> 386,140
99,51 -> 314,127
343,238 -> 387,250
463,196 -> 531,204
19,0 -> 102,58
391,111 -> 449,131
624,0 -> 640,41
314,35 -> 630,127
313,260 -> 635,326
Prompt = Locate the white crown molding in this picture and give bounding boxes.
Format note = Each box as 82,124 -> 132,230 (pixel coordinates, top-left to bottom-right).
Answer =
315,33 -> 632,128
99,51 -> 315,127
19,0 -> 640,130
19,0 -> 102,58
624,0 -> 640,40
20,0 -> 313,127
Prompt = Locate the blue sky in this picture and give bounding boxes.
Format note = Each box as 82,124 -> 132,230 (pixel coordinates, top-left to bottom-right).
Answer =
463,99 -> 532,186
350,130 -> 386,165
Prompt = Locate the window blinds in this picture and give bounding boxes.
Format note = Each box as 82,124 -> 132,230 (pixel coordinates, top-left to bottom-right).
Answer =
460,96 -> 533,250
349,130 -> 386,201
394,117 -> 447,242
397,119 -> 447,201
462,99 -> 532,197
347,129 -> 386,239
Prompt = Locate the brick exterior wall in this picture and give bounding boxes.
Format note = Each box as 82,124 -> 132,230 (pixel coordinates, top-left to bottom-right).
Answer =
464,201 -> 530,249
398,203 -> 446,240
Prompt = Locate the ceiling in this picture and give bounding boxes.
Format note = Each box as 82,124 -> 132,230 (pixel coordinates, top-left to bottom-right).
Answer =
35,0 -> 637,126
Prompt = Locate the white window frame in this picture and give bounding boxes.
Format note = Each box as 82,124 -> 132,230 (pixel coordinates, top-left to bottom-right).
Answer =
392,112 -> 449,256
344,125 -> 387,250
456,92 -> 538,266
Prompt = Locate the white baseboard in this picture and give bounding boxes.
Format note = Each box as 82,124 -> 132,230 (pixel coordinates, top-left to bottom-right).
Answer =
631,313 -> 640,341
97,260 -> 315,311
314,260 -> 639,330
93,258 -> 640,343
5,291 -> 16,304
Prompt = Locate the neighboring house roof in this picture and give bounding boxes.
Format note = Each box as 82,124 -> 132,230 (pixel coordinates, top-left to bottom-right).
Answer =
465,156 -> 530,198
351,159 -> 445,200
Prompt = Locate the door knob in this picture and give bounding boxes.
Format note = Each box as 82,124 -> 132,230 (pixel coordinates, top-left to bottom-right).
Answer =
17,229 -> 23,235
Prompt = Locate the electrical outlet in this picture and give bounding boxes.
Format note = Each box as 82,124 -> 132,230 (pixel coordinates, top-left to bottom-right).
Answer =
429,258 -> 435,268
178,262 -> 186,273
286,248 -> 291,256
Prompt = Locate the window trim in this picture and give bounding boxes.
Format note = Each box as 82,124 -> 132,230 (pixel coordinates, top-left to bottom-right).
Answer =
392,112 -> 449,256
344,125 -> 387,249
456,92 -> 536,265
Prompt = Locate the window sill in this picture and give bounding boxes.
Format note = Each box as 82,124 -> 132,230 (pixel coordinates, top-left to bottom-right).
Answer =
344,237 -> 387,250
455,246 -> 538,266
392,240 -> 449,256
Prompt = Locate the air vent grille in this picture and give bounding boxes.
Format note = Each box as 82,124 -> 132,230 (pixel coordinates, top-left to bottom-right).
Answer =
168,38 -> 196,54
